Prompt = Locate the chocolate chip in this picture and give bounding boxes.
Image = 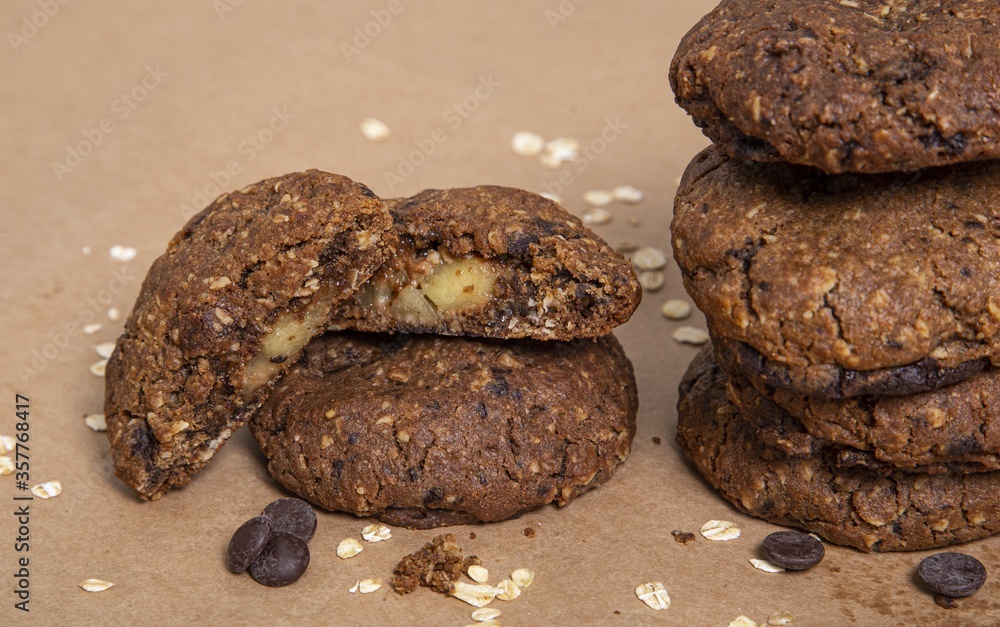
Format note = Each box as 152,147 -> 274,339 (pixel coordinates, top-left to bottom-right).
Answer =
227,516 -> 273,573
248,533 -> 310,587
762,531 -> 825,571
262,498 -> 317,543
918,553 -> 986,598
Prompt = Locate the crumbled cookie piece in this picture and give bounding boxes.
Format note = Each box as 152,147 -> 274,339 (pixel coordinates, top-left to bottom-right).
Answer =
391,534 -> 481,595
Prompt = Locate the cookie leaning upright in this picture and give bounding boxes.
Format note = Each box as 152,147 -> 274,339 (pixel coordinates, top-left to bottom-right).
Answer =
670,0 -> 1000,173
104,171 -> 395,500
329,186 -> 641,340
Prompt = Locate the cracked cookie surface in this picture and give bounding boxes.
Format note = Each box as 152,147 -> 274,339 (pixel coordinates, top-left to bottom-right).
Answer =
328,186 -> 641,340
104,171 -> 394,500
676,347 -> 1000,552
672,146 -> 1000,399
251,332 -> 637,528
670,0 -> 1000,173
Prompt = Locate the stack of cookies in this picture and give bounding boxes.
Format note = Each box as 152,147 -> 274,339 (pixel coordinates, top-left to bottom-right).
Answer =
105,174 -> 642,528
668,0 -> 1000,551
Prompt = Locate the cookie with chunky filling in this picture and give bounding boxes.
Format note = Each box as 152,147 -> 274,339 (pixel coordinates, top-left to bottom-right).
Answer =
726,359 -> 1000,473
670,0 -> 1000,173
672,146 -> 1000,399
251,332 -> 638,528
104,171 -> 395,500
676,347 -> 1000,552
328,186 -> 641,340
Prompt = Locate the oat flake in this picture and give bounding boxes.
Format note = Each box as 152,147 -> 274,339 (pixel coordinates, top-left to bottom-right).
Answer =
749,558 -> 785,573
471,607 -> 501,622
673,327 -> 710,346
510,568 -> 535,588
337,537 -> 363,559
0,456 -> 13,475
635,581 -> 671,611
79,579 -> 114,592
31,480 -> 62,499
700,519 -> 741,541
84,414 -> 107,432
359,117 -> 391,142
467,565 -> 489,584
89,360 -> 108,377
661,299 -> 692,320
361,523 -> 391,542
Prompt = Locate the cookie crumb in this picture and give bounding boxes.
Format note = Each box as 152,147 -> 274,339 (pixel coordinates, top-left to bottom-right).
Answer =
469,532 -> 477,540
391,533 -> 477,595
359,117 -> 391,142
522,527 -> 536,538
671,530 -> 696,545
652,436 -> 662,445
934,594 -> 959,609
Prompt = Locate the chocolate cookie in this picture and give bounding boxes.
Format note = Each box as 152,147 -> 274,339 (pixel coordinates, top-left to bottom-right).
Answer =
252,332 -> 638,528
676,347 -> 1000,552
670,0 -> 1000,173
672,146 -> 1000,399
727,361 -> 1000,473
328,186 -> 641,341
105,171 -> 395,500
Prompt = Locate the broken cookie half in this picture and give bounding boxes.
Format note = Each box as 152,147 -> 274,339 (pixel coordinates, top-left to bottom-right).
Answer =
329,186 -> 642,340
105,171 -> 396,500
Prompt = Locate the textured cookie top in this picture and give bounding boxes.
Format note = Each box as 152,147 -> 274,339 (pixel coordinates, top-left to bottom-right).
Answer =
671,0 -> 1000,173
105,170 -> 394,500
252,332 -> 638,528
676,347 -> 1000,552
672,147 -> 1000,391
329,186 -> 641,340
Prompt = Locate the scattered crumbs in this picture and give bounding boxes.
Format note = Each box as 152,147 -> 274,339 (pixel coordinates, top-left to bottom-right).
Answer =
652,436 -> 662,445
522,527 -> 536,538
671,530 -> 696,545
469,532 -> 477,540
613,610 -> 621,615
935,595 -> 959,609
359,117 -> 391,142
109,245 -> 137,262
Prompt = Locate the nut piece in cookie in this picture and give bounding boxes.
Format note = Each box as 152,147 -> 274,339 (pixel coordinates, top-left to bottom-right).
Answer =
329,186 -> 641,340
104,171 -> 395,500
670,0 -> 1000,173
251,332 -> 638,528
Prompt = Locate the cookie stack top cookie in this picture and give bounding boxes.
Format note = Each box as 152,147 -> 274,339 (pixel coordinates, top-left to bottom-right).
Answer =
671,0 -> 1000,174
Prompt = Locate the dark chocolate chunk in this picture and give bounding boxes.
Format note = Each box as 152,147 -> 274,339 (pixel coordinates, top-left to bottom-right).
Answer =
762,531 -> 825,571
248,533 -> 311,587
226,516 -> 273,573
262,498 -> 317,543
918,553 -> 986,598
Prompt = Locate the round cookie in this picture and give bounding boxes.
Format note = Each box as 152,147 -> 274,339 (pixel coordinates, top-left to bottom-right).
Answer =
672,146 -> 1000,399
252,332 -> 638,528
105,171 -> 395,500
328,186 -> 642,341
726,361 -> 1000,473
676,347 -> 1000,552
670,0 -> 1000,173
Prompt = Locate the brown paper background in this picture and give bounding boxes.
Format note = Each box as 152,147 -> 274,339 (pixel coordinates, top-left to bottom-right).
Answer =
2,1 -> 998,624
